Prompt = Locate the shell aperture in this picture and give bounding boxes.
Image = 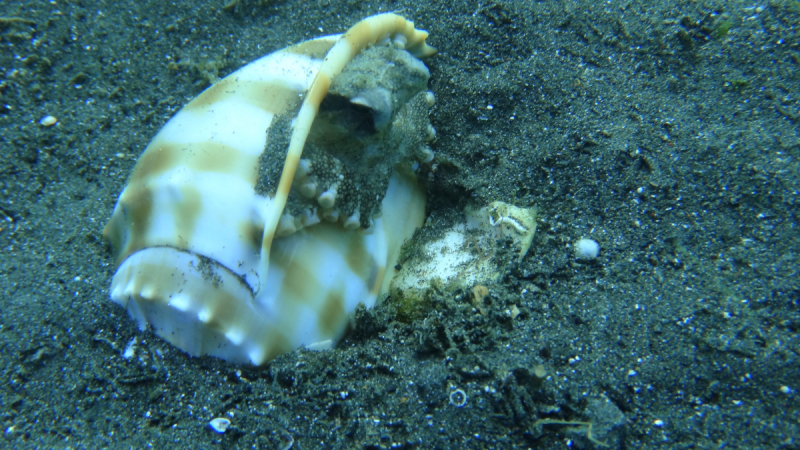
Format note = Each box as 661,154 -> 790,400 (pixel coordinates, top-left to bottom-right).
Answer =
103,14 -> 435,365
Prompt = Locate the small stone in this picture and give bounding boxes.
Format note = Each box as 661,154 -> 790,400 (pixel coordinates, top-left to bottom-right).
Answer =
40,115 -> 58,127
574,238 -> 600,259
209,417 -> 231,433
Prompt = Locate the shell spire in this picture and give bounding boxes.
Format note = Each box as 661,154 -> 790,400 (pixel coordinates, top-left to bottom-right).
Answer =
257,13 -> 436,294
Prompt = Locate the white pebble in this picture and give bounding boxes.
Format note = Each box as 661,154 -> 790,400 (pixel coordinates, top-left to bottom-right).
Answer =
574,238 -> 600,259
40,115 -> 58,127
208,417 -> 231,433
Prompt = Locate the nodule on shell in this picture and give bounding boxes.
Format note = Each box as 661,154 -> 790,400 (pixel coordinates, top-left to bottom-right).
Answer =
103,14 -> 436,366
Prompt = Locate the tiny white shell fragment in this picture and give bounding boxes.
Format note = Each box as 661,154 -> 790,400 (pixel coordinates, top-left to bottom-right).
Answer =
122,337 -> 137,359
209,417 -> 231,433
304,339 -> 333,351
449,388 -> 467,407
40,115 -> 58,127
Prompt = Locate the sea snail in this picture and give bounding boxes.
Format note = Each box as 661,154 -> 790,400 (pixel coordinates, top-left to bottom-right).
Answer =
103,14 -> 437,365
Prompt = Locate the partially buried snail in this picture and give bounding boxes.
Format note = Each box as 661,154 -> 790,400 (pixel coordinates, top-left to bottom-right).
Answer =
103,13 -> 436,365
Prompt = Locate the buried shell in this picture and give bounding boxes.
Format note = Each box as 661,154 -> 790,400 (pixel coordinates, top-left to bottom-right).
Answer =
103,14 -> 436,365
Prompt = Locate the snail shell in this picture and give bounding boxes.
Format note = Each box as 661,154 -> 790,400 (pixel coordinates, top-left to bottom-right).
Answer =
103,14 -> 435,365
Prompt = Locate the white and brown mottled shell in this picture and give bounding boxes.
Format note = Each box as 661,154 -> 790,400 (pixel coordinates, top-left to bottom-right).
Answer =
103,14 -> 436,365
